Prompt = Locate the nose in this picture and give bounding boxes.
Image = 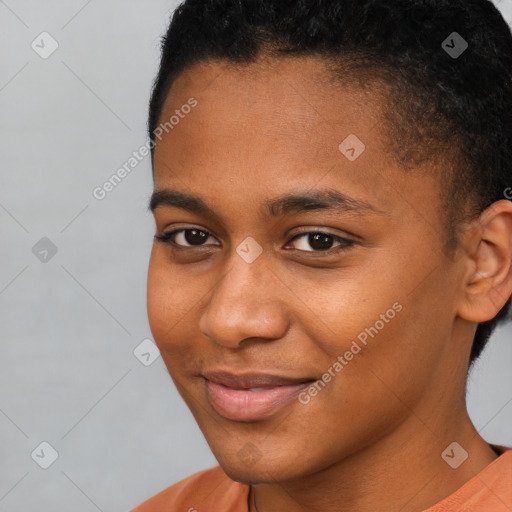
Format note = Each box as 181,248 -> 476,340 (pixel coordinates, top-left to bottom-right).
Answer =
199,251 -> 290,349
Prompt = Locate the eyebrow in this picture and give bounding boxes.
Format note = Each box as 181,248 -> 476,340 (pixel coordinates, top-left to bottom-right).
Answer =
149,187 -> 385,218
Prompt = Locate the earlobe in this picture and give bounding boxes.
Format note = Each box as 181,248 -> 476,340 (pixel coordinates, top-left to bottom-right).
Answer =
457,200 -> 512,323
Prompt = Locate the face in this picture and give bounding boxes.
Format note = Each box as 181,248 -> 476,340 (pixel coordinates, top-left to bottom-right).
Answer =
147,56 -> 466,484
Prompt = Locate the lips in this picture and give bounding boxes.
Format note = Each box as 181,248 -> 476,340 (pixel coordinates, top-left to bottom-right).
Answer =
203,370 -> 315,389
202,370 -> 316,421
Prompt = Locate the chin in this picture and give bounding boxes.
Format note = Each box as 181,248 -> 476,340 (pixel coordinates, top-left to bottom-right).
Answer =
213,447 -> 312,485
219,462 -> 288,486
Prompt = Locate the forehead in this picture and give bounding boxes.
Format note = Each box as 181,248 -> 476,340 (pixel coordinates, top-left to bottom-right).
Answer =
160,55 -> 385,149
153,56 -> 443,226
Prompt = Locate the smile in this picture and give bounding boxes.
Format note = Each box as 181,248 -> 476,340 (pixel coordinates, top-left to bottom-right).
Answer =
202,371 -> 316,421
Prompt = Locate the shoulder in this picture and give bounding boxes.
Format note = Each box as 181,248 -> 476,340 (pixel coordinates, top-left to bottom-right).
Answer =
130,465 -> 250,512
425,445 -> 512,511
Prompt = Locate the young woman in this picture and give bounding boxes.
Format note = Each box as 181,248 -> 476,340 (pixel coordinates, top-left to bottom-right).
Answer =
133,1 -> 512,510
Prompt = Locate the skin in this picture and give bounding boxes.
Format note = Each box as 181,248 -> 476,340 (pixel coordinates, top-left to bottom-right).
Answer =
147,55 -> 512,512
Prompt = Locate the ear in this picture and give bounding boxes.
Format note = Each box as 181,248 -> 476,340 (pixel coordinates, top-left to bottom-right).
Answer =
457,200 -> 512,323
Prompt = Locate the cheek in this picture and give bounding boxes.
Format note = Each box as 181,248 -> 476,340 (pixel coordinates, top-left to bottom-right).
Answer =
146,249 -> 218,383
303,264 -> 450,410
146,258 -> 202,389
289,261 -> 403,359
147,254 -> 170,338
147,251 -> 196,348
334,279 -> 454,411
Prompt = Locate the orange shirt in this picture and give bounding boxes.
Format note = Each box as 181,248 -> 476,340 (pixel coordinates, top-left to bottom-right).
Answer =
131,446 -> 512,512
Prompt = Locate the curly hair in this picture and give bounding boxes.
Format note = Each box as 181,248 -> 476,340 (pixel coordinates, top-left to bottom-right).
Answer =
148,0 -> 512,365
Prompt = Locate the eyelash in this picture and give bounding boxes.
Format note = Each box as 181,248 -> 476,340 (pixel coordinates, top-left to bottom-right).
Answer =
154,227 -> 355,255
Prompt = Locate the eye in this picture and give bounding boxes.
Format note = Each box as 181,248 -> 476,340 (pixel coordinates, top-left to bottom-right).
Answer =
286,231 -> 354,253
155,227 -> 355,255
154,228 -> 219,248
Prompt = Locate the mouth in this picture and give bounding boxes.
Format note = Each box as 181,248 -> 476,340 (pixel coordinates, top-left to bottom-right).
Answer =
202,370 -> 317,421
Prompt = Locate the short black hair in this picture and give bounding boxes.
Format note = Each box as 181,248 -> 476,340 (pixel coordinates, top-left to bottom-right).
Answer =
148,0 -> 512,365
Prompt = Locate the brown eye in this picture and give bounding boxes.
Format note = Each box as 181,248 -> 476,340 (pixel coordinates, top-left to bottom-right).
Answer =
155,228 -> 219,247
288,231 -> 354,253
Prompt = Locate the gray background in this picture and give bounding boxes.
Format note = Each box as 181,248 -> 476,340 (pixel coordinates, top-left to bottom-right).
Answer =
0,1 -> 511,511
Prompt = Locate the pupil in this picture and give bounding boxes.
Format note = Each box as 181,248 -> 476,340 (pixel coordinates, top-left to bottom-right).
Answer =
309,233 -> 333,250
185,229 -> 208,246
